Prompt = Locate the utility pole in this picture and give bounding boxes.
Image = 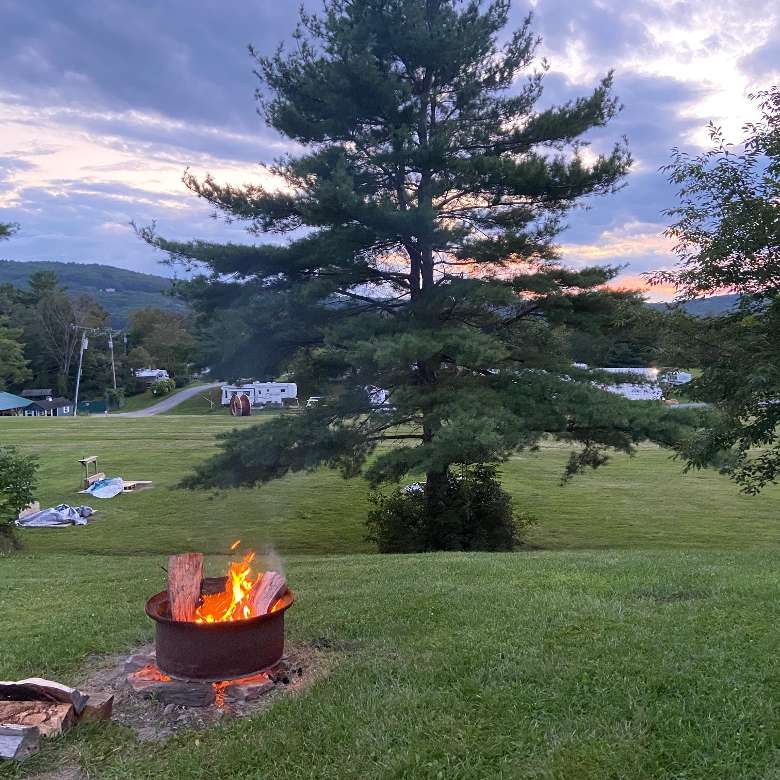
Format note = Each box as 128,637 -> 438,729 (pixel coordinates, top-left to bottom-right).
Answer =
70,324 -> 123,414
73,333 -> 88,417
107,333 -> 117,390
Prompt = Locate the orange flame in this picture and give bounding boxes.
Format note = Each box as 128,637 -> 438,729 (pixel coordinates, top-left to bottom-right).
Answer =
195,551 -> 258,624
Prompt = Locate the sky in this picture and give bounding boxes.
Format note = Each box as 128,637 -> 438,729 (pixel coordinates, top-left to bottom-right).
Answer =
0,0 -> 777,299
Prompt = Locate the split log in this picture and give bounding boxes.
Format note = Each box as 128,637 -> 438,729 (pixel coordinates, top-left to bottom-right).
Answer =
0,701 -> 75,737
78,690 -> 114,722
0,724 -> 39,761
0,677 -> 87,715
249,571 -> 287,616
167,553 -> 204,622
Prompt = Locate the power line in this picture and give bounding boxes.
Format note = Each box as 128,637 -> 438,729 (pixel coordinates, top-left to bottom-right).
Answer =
70,325 -> 124,416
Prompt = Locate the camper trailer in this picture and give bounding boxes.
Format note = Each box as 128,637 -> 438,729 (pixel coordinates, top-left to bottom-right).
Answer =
221,382 -> 298,408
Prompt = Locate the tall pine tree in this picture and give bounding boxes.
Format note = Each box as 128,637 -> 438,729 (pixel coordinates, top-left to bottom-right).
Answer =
144,0 -> 692,547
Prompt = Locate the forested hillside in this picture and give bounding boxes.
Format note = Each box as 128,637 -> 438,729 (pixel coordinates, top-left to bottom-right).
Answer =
0,260 -> 186,326
650,294 -> 738,316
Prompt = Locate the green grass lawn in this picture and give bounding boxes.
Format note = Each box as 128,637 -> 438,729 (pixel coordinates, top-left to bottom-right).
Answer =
0,416 -> 778,779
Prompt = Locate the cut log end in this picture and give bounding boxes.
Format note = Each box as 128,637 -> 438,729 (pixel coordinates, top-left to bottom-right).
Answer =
79,690 -> 114,722
0,701 -> 74,737
167,553 -> 204,622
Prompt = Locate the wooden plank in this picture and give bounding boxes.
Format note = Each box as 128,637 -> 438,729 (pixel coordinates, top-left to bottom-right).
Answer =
78,456 -> 98,465
0,701 -> 74,737
122,480 -> 153,492
0,724 -> 39,761
167,553 -> 204,622
249,571 -> 287,615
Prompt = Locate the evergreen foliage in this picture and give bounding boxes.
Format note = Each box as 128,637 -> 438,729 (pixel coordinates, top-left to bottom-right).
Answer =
147,0 -> 695,544
0,223 -> 18,241
367,464 -> 533,552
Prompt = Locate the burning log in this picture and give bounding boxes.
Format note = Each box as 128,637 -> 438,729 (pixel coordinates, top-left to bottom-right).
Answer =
249,571 -> 287,615
167,553 -> 204,622
0,724 -> 39,761
0,701 -> 74,737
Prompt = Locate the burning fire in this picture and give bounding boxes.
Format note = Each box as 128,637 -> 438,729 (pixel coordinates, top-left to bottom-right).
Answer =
194,541 -> 284,624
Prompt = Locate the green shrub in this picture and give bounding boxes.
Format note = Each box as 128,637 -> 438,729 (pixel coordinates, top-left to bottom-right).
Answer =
0,446 -> 38,550
151,378 -> 176,396
366,464 -> 534,553
105,387 -> 126,410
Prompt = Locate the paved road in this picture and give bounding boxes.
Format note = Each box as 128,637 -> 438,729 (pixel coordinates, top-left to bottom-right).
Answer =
113,382 -> 221,417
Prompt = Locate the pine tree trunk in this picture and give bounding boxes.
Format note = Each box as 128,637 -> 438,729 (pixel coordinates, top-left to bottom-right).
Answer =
424,467 -> 450,549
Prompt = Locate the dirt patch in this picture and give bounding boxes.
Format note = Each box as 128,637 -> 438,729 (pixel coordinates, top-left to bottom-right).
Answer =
72,641 -> 333,743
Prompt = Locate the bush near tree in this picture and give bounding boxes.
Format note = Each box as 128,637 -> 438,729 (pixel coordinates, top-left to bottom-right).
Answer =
144,0 -> 695,551
367,465 -> 535,553
151,378 -> 176,397
0,446 -> 38,549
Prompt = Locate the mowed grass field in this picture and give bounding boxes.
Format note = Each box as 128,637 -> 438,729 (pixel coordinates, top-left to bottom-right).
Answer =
0,415 -> 778,779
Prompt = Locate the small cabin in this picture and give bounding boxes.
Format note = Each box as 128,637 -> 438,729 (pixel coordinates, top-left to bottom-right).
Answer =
23,396 -> 74,417
221,382 -> 298,408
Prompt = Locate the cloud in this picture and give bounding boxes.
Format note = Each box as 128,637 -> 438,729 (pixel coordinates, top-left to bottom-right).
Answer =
0,0 -> 777,284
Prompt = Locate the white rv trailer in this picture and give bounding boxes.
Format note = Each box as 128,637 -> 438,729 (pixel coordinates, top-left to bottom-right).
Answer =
220,382 -> 298,407
593,367 -> 663,401
602,382 -> 664,401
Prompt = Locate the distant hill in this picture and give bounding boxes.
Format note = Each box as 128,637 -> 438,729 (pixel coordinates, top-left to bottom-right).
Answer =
0,260 -> 187,327
649,294 -> 739,316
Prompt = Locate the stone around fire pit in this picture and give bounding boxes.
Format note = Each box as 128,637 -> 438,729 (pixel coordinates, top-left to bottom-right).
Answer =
125,653 -> 279,708
68,641 -> 329,742
127,668 -> 215,707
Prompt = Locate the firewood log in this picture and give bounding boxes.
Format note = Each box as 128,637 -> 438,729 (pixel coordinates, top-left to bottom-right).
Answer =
78,690 -> 114,722
0,678 -> 87,714
249,571 -> 287,615
167,553 -> 204,622
0,701 -> 74,737
0,724 -> 39,761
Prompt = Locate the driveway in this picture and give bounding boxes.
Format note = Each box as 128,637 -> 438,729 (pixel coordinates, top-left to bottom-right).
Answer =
113,382 -> 221,417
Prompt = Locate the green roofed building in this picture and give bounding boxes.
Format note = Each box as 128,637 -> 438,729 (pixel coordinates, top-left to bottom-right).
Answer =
0,391 -> 33,416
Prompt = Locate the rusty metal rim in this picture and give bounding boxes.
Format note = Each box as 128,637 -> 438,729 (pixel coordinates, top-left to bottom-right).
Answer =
145,575 -> 294,629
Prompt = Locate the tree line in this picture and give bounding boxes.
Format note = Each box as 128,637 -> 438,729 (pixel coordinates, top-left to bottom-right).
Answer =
0,264 -> 198,405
